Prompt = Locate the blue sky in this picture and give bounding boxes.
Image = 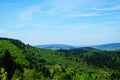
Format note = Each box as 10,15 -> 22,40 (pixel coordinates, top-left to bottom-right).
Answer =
0,0 -> 120,46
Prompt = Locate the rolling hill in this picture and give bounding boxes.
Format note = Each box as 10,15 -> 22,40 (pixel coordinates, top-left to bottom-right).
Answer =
91,43 -> 120,51
36,44 -> 76,50
36,43 -> 120,51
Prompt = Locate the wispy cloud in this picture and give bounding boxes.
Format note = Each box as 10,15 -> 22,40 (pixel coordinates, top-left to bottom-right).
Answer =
0,28 -> 8,34
92,5 -> 120,11
16,5 -> 42,28
35,24 -> 47,28
116,15 -> 120,18
0,3 -> 19,7
0,28 -> 14,35
18,5 -> 41,21
42,0 -> 84,16
69,13 -> 99,17
17,23 -> 28,28
46,6 -> 74,16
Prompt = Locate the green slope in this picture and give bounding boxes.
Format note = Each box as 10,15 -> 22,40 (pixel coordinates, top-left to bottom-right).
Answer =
0,38 -> 120,80
0,40 -> 30,67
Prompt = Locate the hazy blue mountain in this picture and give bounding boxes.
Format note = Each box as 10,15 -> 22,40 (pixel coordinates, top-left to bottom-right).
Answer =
36,43 -> 120,50
91,43 -> 120,51
36,44 -> 76,50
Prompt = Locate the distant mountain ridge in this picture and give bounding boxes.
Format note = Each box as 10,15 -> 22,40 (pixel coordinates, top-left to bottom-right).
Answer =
91,43 -> 120,51
36,43 -> 120,51
36,44 -> 76,50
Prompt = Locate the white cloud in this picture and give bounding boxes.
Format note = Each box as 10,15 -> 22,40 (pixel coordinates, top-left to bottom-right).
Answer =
92,5 -> 120,11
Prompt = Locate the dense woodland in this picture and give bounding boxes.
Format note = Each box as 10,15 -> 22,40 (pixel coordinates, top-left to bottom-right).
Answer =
0,38 -> 120,80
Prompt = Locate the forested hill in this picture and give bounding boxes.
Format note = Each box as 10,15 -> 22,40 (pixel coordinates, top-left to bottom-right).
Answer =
0,37 -> 120,80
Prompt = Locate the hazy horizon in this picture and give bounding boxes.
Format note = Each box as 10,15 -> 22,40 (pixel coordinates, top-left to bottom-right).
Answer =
0,0 -> 120,46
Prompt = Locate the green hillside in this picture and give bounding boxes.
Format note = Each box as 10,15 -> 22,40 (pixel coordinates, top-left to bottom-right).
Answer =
0,38 -> 120,80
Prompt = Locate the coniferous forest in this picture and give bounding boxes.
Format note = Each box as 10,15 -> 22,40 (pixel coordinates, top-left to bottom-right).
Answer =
0,38 -> 120,80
